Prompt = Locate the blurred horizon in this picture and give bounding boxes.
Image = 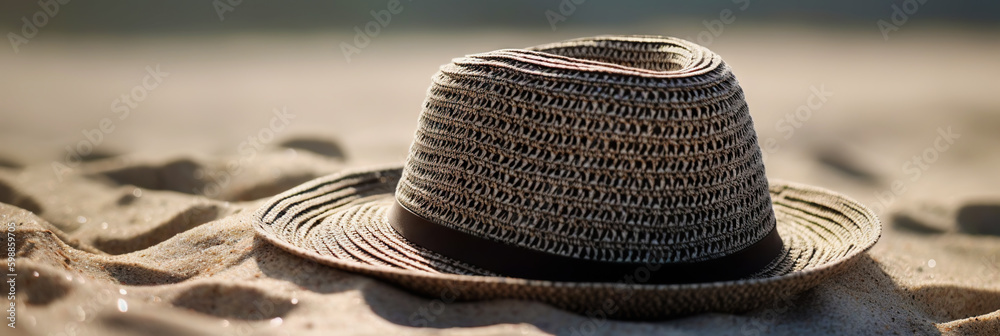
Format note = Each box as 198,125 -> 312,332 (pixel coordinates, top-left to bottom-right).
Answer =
2,0 -> 998,36
1,1 -> 998,178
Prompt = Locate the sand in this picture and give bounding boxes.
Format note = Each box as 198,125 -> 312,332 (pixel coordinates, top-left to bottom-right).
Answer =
2,26 -> 1000,335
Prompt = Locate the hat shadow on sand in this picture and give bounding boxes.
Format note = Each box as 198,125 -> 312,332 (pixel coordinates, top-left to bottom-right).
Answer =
356,253 -> 996,333
252,237 -> 997,333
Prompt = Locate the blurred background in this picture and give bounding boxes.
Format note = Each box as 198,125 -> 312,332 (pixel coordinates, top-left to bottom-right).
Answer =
1,1 -> 998,215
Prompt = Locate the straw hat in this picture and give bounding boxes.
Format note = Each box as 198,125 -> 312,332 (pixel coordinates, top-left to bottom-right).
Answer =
253,35 -> 881,319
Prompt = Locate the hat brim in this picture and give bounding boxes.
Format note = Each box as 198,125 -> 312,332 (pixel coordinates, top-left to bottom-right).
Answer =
253,165 -> 881,320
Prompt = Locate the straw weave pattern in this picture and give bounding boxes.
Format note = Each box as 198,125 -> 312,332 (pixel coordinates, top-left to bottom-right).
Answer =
253,167 -> 882,319
395,36 -> 776,263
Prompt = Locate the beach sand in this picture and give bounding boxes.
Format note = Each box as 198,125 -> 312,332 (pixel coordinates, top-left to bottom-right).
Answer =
2,27 -> 999,335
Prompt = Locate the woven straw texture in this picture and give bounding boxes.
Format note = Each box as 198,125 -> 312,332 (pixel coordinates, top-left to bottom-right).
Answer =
253,167 -> 880,319
252,36 -> 882,319
396,35 -> 772,264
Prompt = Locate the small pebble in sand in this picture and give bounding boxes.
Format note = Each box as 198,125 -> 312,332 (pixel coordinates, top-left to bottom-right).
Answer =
76,216 -> 87,224
32,271 -> 39,277
928,259 -> 937,268
117,299 -> 128,312
270,317 -> 283,327
119,288 -> 127,295
291,298 -> 299,305
101,222 -> 109,230
132,188 -> 143,197
221,319 -> 230,327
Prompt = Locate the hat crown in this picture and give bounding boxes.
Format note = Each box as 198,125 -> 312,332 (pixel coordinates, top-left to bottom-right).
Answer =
396,36 -> 775,264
